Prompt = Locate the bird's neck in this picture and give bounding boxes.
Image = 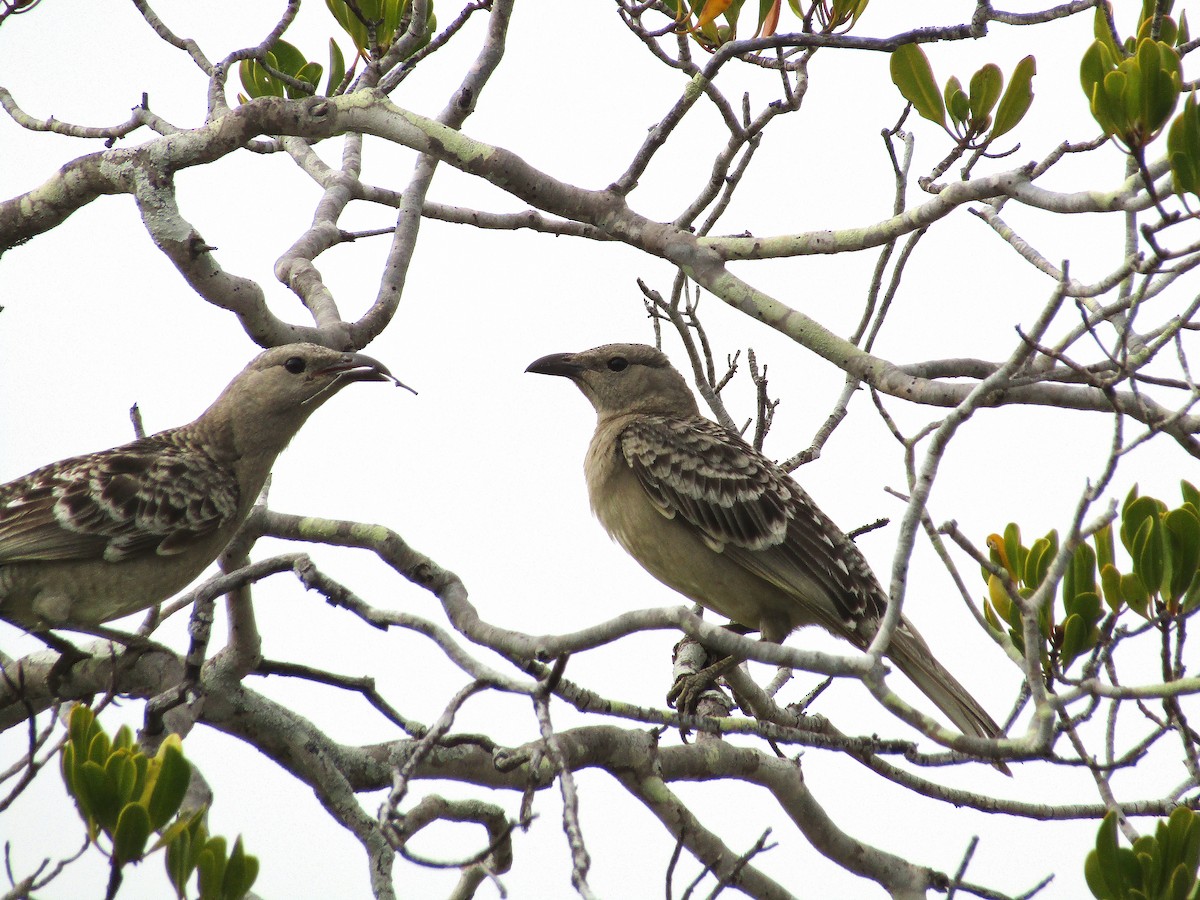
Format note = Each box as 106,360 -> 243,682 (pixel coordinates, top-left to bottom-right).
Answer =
180,408 -> 298,487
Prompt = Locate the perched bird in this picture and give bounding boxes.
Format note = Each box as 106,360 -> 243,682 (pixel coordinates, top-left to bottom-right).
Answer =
0,343 -> 406,631
527,342 -> 1006,752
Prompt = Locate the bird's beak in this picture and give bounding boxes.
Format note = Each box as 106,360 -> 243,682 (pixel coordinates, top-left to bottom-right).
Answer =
318,353 -> 417,395
526,352 -> 582,379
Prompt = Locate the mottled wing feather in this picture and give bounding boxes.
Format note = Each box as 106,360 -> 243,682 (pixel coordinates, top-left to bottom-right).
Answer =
0,436 -> 239,564
618,416 -> 885,625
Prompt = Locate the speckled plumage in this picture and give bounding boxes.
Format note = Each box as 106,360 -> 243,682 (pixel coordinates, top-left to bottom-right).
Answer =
528,343 -> 1006,748
0,343 -> 399,630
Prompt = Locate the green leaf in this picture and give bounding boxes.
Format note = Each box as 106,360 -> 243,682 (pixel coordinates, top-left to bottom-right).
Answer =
948,90 -> 970,129
268,39 -> 308,76
1124,484 -> 1143,513
1026,531 -> 1058,591
1095,523 -> 1116,571
1182,572 -> 1200,614
165,827 -> 194,899
238,60 -> 283,99
1181,808 -> 1200,878
1139,39 -> 1181,135
969,63 -> 1003,124
108,751 -> 137,809
1170,149 -> 1199,196
1159,17 -> 1179,47
1003,523 -> 1025,583
1085,849 -> 1109,898
944,75 -> 968,127
1094,2 -> 1122,59
113,726 -> 134,752
1122,570 -> 1151,617
288,61 -> 324,99
1065,541 -> 1098,606
79,760 -> 119,834
223,836 -> 259,899
1101,69 -> 1134,141
983,596 -> 1003,631
992,54 -> 1036,139
1164,507 -> 1200,604
1116,845 -> 1141,891
154,806 -> 206,853
1167,864 -> 1194,900
197,837 -> 228,900
1135,844 -> 1157,895
1093,811 -> 1127,897
890,43 -> 945,126
1070,590 -> 1102,620
1183,481 -> 1200,511
68,705 -> 96,747
113,802 -> 153,865
1059,613 -> 1088,669
327,0 -> 370,56
1169,96 -> 1200,194
87,729 -> 112,766
1166,807 -> 1193,859
326,39 -> 347,95
1122,496 -> 1165,555
147,738 -> 192,831
61,742 -> 80,807
1132,514 -> 1165,598
130,754 -> 149,807
1081,41 -> 1115,105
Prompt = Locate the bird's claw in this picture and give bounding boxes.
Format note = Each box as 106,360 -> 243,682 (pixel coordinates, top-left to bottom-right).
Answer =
39,633 -> 89,696
667,670 -> 725,716
45,648 -> 88,696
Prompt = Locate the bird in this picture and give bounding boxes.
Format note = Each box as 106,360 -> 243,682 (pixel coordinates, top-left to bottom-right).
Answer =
526,342 -> 1007,758
0,343 -> 408,632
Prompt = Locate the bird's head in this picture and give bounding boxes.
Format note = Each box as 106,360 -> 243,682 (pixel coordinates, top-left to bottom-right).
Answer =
526,343 -> 699,420
204,343 -> 412,454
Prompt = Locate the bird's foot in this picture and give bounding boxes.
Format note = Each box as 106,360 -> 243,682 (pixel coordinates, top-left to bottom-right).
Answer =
667,656 -> 737,716
38,632 -> 90,696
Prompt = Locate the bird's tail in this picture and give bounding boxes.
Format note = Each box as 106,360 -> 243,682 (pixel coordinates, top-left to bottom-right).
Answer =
885,625 -> 1011,775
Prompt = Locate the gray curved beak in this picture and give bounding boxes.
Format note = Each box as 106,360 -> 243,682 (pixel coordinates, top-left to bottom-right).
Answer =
321,353 -> 417,395
526,352 -> 582,379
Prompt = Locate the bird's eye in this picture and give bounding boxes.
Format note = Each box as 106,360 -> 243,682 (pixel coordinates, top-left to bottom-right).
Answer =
284,357 -> 307,374
607,357 -> 628,372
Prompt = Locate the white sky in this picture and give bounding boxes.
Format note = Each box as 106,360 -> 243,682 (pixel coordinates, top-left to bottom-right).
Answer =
0,1 -> 1193,898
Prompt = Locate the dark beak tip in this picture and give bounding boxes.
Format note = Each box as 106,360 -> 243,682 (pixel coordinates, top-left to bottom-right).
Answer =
370,369 -> 417,395
526,352 -> 579,378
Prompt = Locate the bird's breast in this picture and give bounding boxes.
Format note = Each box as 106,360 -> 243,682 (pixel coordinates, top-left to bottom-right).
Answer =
584,438 -> 795,634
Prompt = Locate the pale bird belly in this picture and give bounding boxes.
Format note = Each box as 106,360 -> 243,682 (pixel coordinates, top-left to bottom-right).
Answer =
0,534 -> 229,629
601,486 -> 779,632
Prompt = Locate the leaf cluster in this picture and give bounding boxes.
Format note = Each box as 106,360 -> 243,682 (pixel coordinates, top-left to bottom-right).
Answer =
661,0 -> 867,49
982,482 -> 1200,674
325,0 -> 434,60
239,39 -> 336,101
889,45 -> 1035,148
239,0 -> 436,102
60,706 -> 258,900
1079,0 -> 1200,199
1086,809 -> 1200,900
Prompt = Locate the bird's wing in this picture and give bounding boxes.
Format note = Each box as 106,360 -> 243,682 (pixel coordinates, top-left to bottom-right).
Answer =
0,438 -> 240,564
619,415 -> 885,626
